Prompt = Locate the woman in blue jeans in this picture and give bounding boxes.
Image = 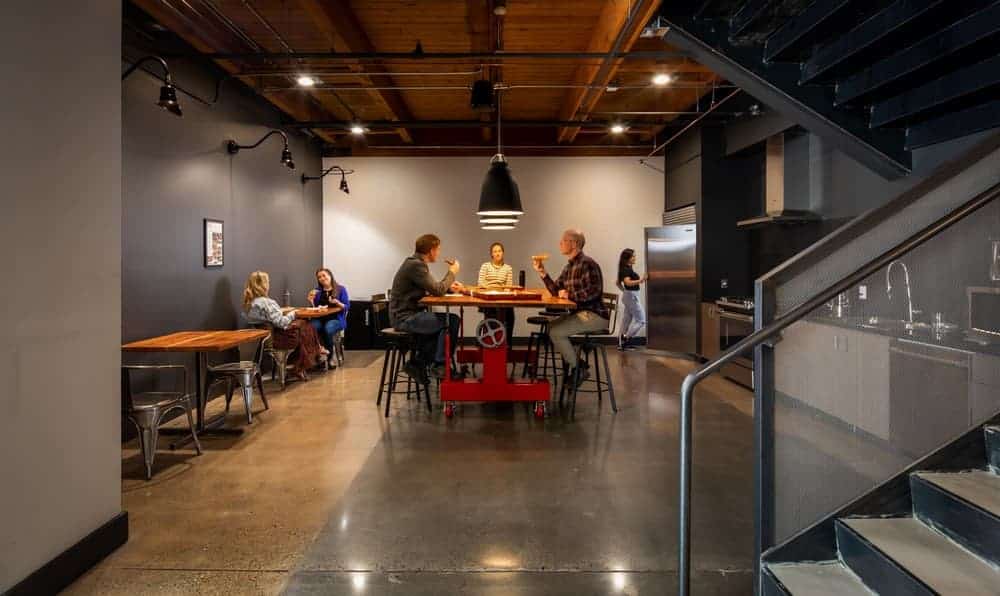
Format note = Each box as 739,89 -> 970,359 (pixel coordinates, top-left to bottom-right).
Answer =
307,268 -> 350,367
617,248 -> 647,350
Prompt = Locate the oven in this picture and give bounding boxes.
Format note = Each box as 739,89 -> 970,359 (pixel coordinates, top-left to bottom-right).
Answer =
716,297 -> 755,389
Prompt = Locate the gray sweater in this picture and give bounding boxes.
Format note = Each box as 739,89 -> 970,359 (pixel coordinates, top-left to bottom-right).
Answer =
246,296 -> 294,329
389,254 -> 455,325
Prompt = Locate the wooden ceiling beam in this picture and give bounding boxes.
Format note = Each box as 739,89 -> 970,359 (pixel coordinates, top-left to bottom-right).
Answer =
130,0 -> 339,144
298,0 -> 416,144
556,0 -> 662,144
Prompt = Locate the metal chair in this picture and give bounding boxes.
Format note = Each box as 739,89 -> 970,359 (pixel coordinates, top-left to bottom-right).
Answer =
205,335 -> 270,424
122,364 -> 202,480
372,301 -> 431,417
563,292 -> 620,418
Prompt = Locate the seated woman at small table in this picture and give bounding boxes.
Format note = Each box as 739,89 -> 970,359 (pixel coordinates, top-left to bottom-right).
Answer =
242,270 -> 326,381
307,268 -> 350,367
478,241 -> 516,338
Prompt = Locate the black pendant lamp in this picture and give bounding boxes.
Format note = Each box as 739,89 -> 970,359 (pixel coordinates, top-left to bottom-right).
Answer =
477,89 -> 523,226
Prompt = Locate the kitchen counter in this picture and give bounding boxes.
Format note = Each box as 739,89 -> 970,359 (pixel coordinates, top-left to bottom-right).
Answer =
805,315 -> 1000,357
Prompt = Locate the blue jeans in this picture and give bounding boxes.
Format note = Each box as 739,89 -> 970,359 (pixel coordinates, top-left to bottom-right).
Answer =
311,318 -> 345,352
619,290 -> 646,338
397,311 -> 460,365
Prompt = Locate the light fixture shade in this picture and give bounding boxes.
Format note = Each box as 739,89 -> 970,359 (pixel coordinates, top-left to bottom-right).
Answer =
281,147 -> 294,169
480,217 -> 518,224
477,157 -> 523,216
481,224 -> 515,230
339,176 -> 350,194
470,79 -> 494,112
158,84 -> 182,117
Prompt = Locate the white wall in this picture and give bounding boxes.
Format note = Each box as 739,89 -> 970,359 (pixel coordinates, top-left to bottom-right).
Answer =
322,156 -> 663,335
0,3 -> 122,590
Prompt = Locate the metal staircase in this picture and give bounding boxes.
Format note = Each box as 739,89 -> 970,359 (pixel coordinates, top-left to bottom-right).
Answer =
658,0 -> 1000,179
764,424 -> 1000,594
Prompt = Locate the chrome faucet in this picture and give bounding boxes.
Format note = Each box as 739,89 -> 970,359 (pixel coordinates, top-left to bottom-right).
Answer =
886,260 -> 915,323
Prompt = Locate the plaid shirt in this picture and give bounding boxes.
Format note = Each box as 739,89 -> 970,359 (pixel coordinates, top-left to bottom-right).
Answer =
543,252 -> 608,318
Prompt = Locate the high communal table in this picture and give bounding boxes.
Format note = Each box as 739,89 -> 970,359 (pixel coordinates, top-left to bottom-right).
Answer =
122,329 -> 270,445
420,290 -> 574,418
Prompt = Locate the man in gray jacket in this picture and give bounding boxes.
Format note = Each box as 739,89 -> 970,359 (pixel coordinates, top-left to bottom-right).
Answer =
390,233 -> 462,382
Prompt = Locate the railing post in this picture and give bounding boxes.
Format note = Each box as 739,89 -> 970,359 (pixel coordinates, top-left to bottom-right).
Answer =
678,373 -> 695,596
754,280 -> 777,594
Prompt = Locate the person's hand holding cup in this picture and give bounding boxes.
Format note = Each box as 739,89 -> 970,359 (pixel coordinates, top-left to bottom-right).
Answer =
446,258 -> 460,275
558,289 -> 569,300
307,289 -> 318,304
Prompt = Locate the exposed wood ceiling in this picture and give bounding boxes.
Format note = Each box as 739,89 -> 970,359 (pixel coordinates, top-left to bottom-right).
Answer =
126,0 -> 733,156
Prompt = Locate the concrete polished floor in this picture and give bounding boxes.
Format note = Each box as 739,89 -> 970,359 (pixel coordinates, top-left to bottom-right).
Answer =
67,349 -> 754,595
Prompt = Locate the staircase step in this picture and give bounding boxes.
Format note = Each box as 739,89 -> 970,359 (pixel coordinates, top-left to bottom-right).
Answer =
765,561 -> 873,595
837,517 -> 1000,595
912,471 -> 1000,563
987,426 -> 1000,472
836,1 -> 1000,105
764,0 -> 853,62
801,0 -> 950,84
905,98 -> 1000,149
871,53 -> 1000,128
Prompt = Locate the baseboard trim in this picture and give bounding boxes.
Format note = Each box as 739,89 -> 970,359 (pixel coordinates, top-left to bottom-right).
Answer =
4,511 -> 128,596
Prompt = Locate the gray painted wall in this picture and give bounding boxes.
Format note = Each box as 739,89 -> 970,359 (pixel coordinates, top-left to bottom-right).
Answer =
121,48 -> 323,386
0,3 -> 122,590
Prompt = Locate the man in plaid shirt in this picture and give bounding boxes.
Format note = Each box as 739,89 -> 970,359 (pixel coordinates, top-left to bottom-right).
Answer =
533,228 -> 609,389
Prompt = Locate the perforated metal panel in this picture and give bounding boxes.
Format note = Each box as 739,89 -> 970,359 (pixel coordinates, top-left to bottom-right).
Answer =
772,147 -> 1000,318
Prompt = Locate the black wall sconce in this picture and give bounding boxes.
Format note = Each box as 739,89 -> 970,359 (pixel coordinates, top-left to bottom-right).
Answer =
301,165 -> 354,194
121,55 -> 182,117
226,130 -> 295,170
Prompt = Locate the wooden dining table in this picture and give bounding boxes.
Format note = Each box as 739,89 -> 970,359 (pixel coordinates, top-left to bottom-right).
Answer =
281,306 -> 338,320
122,329 -> 270,444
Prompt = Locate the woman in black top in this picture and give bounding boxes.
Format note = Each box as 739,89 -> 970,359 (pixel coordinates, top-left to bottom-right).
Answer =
617,248 -> 648,350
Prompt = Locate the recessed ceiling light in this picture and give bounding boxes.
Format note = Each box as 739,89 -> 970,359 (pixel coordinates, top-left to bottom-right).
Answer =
350,124 -> 365,135
296,75 -> 317,87
610,124 -> 626,134
652,73 -> 673,86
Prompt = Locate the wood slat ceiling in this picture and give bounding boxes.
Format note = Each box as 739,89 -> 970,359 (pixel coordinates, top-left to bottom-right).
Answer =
127,0 -> 730,155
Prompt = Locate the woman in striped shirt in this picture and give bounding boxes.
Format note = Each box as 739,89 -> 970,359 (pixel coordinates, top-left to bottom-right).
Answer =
478,242 -> 515,340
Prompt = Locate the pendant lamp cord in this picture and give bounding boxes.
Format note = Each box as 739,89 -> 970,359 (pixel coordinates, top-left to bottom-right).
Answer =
497,88 -> 503,155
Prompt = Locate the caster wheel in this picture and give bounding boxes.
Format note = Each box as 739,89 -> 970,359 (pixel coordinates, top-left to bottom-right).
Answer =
444,404 -> 455,418
534,403 -> 545,419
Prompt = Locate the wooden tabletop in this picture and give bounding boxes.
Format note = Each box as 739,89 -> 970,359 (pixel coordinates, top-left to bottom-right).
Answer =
282,306 -> 338,320
420,294 -> 575,309
122,329 -> 270,352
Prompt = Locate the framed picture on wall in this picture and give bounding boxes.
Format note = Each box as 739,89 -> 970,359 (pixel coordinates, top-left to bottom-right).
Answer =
204,218 -> 224,267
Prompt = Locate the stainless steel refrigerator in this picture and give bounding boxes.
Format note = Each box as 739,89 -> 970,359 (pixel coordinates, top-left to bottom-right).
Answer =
645,221 -> 697,354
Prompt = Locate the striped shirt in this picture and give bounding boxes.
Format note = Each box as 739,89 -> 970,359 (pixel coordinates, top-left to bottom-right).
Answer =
478,261 -> 514,287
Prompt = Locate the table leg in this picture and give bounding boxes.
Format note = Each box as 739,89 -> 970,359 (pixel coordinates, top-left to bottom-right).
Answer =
167,350 -> 243,449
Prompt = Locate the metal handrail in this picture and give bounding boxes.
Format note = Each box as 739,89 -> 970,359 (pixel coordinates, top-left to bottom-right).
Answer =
675,179 -> 1000,595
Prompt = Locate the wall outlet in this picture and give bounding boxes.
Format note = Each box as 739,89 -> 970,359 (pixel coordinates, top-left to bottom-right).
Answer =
858,284 -> 867,300
720,278 -> 728,289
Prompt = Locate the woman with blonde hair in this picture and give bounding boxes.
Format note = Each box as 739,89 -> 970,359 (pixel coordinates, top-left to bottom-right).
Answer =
242,271 -> 326,381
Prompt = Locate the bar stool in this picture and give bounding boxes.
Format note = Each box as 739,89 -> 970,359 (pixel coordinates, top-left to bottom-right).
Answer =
521,313 -> 561,393
373,302 -> 431,417
562,293 -> 620,419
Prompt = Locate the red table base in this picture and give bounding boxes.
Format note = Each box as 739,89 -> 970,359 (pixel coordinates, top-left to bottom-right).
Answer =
443,332 -> 549,418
